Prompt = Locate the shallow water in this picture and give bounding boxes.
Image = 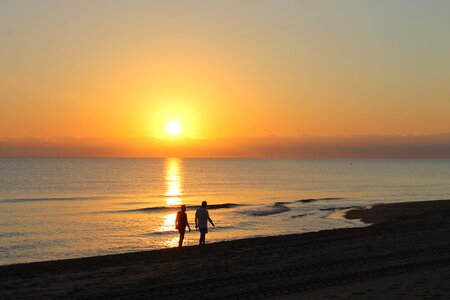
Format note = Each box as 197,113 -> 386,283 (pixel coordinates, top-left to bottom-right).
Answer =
1,158 -> 449,265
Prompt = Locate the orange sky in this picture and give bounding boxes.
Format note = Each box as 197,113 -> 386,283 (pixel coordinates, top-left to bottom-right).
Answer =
1,1 -> 449,149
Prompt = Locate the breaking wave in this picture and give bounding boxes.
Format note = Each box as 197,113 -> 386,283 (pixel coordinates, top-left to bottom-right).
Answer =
290,213 -> 309,218
296,197 -> 346,203
319,205 -> 364,212
243,202 -> 291,216
120,203 -> 242,213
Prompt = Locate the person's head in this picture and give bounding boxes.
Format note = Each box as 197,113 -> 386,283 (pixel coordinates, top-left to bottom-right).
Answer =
201,201 -> 207,208
180,204 -> 186,212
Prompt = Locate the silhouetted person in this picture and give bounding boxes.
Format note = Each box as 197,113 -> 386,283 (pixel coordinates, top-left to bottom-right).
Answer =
195,201 -> 215,245
175,205 -> 191,247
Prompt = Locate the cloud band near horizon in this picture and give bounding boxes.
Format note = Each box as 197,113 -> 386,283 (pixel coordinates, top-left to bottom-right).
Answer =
1,134 -> 449,158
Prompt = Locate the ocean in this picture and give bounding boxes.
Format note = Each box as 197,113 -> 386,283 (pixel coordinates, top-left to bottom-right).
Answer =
1,158 -> 449,265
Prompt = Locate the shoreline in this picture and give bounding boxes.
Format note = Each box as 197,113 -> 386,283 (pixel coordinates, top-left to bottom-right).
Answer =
2,199 -> 450,299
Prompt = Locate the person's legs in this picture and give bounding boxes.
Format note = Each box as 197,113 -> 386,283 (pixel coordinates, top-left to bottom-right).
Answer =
178,229 -> 185,247
199,232 -> 205,245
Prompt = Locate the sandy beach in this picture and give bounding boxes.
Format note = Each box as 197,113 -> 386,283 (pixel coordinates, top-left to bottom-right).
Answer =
1,199 -> 450,299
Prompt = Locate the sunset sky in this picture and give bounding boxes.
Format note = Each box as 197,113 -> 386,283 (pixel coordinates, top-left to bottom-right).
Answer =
1,1 -> 449,157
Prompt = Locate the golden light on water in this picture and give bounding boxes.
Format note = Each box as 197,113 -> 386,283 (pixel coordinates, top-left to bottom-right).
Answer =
163,212 -> 177,231
164,158 -> 183,206
157,159 -> 183,235
156,212 -> 178,244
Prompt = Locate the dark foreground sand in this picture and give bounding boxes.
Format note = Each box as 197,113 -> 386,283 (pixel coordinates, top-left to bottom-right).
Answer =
2,200 -> 450,299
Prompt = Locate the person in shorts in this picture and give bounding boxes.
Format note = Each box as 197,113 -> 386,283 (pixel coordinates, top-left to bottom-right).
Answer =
195,201 -> 215,245
175,205 -> 191,247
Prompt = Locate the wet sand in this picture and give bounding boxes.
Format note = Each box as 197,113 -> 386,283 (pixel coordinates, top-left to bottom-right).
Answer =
2,199 -> 450,299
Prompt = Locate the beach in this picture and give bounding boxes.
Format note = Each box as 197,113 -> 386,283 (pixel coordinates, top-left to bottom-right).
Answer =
1,199 -> 450,299
3,1 -> 450,298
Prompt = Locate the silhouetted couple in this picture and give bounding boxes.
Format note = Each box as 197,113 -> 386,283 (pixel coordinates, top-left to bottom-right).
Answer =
175,201 -> 215,247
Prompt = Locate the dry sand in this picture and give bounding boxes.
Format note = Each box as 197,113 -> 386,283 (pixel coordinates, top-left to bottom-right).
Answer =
1,199 -> 450,299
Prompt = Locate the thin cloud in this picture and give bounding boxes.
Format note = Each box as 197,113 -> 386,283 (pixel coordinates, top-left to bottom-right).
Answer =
1,134 -> 449,158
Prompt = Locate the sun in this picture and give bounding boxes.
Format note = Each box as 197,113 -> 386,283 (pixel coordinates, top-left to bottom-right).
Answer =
166,121 -> 182,136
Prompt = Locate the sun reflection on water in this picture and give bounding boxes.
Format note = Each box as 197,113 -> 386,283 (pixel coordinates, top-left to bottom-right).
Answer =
162,212 -> 177,231
162,236 -> 181,248
156,158 -> 184,241
164,158 -> 183,206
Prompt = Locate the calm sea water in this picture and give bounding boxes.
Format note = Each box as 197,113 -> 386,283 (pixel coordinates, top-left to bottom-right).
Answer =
1,158 -> 449,265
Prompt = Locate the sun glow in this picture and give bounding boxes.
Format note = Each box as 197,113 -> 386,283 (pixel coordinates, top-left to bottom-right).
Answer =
166,121 -> 182,136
